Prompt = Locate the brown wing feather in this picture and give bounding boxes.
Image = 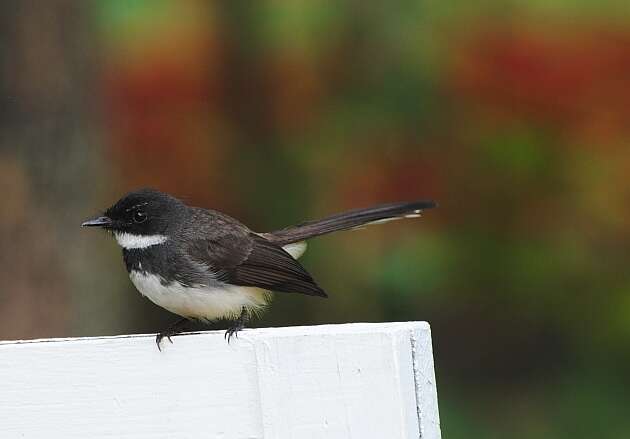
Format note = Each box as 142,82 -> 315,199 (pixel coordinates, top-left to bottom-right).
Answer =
187,220 -> 326,297
231,235 -> 326,297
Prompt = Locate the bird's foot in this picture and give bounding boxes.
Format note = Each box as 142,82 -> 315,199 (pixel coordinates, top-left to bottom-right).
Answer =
224,322 -> 244,343
224,307 -> 248,344
156,317 -> 190,351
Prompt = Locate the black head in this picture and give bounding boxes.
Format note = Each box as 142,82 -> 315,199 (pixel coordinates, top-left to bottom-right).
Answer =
82,188 -> 188,236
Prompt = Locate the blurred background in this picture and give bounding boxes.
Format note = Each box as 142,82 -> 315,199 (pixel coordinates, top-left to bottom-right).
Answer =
1,0 -> 629,437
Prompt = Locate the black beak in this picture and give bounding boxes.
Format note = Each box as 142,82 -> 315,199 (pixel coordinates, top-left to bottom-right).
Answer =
81,216 -> 113,228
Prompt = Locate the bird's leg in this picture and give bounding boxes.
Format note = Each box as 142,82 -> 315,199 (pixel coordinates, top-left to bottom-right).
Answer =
156,317 -> 191,351
224,307 -> 249,343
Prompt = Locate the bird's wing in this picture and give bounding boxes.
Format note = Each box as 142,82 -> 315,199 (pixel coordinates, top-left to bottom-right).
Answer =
186,214 -> 326,297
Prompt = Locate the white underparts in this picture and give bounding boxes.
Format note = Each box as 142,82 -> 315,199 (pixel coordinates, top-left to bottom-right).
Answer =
123,235 -> 306,320
114,232 -> 168,250
129,271 -> 270,320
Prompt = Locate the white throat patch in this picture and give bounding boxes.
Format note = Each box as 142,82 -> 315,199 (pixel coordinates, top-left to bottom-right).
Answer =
114,232 -> 168,250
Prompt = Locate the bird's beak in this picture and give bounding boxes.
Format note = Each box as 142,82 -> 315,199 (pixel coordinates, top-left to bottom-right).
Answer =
81,216 -> 113,228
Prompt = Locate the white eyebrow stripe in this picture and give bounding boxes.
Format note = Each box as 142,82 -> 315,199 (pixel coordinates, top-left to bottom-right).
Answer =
114,232 -> 168,250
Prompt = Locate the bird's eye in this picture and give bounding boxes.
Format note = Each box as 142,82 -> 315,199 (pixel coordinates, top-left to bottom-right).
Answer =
133,211 -> 148,223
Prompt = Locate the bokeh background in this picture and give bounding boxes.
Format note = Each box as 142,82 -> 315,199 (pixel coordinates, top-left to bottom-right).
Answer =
2,1 -> 629,437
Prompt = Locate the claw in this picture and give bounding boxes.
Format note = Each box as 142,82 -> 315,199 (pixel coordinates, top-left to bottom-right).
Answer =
224,307 -> 248,344
155,317 -> 190,351
225,325 -> 242,344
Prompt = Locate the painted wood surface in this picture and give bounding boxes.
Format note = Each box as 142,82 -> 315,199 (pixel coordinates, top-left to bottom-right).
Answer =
0,322 -> 440,439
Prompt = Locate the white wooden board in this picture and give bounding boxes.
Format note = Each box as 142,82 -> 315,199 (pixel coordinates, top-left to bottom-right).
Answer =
0,322 -> 440,439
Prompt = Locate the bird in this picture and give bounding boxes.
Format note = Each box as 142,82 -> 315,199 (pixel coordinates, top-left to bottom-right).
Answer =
82,188 -> 436,349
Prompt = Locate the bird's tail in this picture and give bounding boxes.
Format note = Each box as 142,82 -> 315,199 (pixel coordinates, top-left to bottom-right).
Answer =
264,200 -> 437,246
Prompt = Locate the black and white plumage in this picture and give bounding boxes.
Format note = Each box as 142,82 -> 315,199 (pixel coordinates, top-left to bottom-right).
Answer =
82,188 -> 436,348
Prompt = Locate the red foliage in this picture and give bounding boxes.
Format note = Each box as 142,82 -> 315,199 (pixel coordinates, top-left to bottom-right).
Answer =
448,25 -> 630,141
99,39 -> 230,203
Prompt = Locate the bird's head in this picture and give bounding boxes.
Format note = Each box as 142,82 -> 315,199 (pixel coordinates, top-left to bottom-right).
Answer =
81,188 -> 187,249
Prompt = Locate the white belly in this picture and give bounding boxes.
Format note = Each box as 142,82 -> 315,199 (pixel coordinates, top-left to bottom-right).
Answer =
129,271 -> 270,321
